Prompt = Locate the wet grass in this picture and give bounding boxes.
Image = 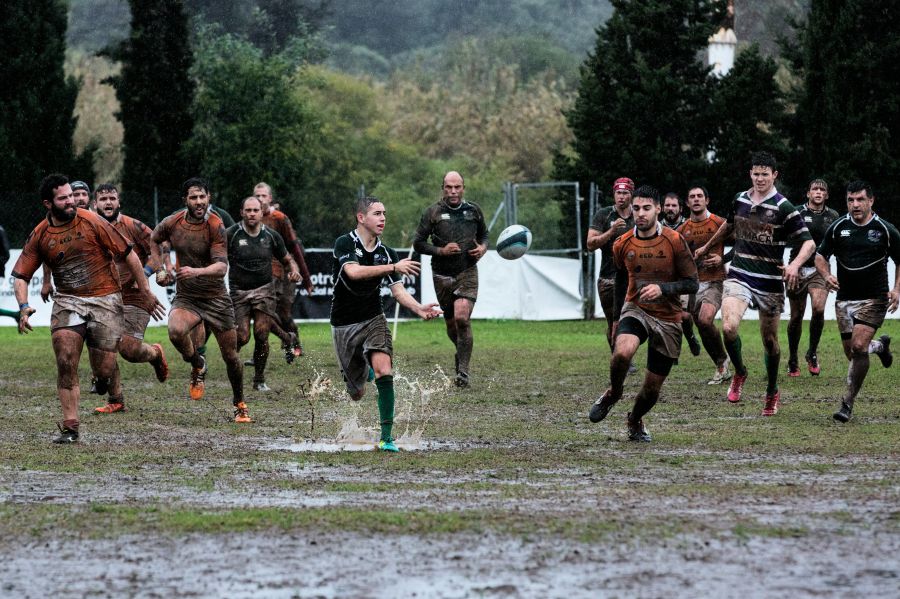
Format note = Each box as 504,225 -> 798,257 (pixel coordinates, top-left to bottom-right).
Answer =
1,319 -> 898,542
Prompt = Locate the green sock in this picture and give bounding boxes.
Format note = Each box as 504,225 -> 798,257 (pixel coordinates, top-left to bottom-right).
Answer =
724,335 -> 746,376
764,352 -> 780,395
375,375 -> 395,442
0,308 -> 20,321
197,344 -> 206,357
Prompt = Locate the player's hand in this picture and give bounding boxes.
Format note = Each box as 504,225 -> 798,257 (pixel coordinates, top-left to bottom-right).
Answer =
888,289 -> 899,313
18,307 -> 35,334
418,303 -> 443,320
824,274 -> 839,292
701,254 -> 722,269
304,280 -> 314,294
145,293 -> 166,321
155,269 -> 174,286
393,258 -> 421,276
176,266 -> 201,280
40,282 -> 54,302
613,218 -> 628,232
287,271 -> 301,283
440,243 -> 462,256
694,244 -> 709,260
780,264 -> 801,290
639,284 -> 662,301
468,243 -> 487,261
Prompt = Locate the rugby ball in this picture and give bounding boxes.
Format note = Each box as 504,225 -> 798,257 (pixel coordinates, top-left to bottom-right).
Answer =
496,224 -> 532,260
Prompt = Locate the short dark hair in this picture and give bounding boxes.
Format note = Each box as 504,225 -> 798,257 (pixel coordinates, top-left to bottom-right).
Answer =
846,180 -> 873,197
808,178 -> 828,191
240,196 -> 261,210
39,173 -> 69,203
633,185 -> 660,204
95,183 -> 118,197
181,177 -> 209,199
750,151 -> 777,171
664,192 -> 680,201
687,185 -> 709,199
355,195 -> 382,216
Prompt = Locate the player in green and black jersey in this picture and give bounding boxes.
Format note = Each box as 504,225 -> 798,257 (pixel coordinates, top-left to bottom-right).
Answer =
332,196 -> 442,452
786,179 -> 840,376
226,196 -> 300,392
815,180 -> 899,423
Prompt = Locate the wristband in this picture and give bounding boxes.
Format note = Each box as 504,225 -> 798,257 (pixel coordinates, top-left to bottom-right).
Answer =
392,264 -> 396,274
144,265 -> 154,277
19,302 -> 29,310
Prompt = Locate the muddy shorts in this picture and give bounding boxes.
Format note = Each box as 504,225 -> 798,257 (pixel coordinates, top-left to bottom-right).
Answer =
433,266 -> 479,314
275,277 -> 296,316
835,298 -> 888,335
122,304 -> 152,340
331,314 -> 393,396
688,281 -> 724,318
172,292 -> 236,333
723,278 -> 784,316
786,266 -> 827,299
619,302 -> 683,359
231,281 -> 279,324
597,277 -> 621,321
50,292 -> 124,351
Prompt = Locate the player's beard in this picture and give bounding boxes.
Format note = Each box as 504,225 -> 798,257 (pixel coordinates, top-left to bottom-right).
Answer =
50,204 -> 76,224
101,208 -> 120,223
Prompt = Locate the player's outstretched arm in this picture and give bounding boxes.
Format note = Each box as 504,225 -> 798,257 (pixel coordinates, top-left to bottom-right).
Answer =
695,221 -> 731,259
390,283 -> 442,320
13,278 -> 36,334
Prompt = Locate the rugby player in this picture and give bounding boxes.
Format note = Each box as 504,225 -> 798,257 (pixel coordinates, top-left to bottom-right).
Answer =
92,184 -> 169,413
152,177 -> 251,423
253,182 -> 313,362
677,186 -> 731,384
227,196 -> 301,392
39,180 -> 92,303
413,171 -> 488,388
815,180 -> 898,423
332,196 -> 442,452
587,177 -> 635,351
13,174 -> 160,443
662,192 -> 686,229
786,179 -> 839,376
696,152 -> 814,415
588,185 -> 699,441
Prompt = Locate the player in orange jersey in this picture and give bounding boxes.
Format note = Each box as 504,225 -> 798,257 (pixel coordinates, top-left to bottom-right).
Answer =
588,185 -> 698,442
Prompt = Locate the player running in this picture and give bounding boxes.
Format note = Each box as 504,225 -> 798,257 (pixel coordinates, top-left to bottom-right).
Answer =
786,179 -> 840,377
92,184 -> 168,413
695,152 -> 814,415
413,171 -> 488,388
676,186 -> 731,384
152,177 -> 251,423
332,196 -> 442,452
815,180 -> 898,423
588,185 -> 699,442
12,174 -> 161,443
227,196 -> 301,392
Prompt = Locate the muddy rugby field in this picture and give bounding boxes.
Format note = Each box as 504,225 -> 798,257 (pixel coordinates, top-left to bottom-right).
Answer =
1,321 -> 898,598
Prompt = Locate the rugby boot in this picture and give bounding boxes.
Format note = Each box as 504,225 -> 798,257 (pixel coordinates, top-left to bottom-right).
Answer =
708,359 -> 731,385
151,343 -> 169,382
686,334 -> 702,357
233,401 -> 253,423
761,390 -> 781,416
189,356 -> 208,401
378,439 -> 399,452
52,423 -> 79,444
243,358 -> 255,367
283,335 -> 296,364
727,372 -> 747,403
876,335 -> 892,368
94,401 -> 125,414
787,358 -> 800,377
833,402 -> 852,423
805,351 -> 821,376
589,388 -> 618,423
626,413 -> 651,442
627,362 -> 638,376
455,372 -> 469,388
252,381 -> 271,392
89,377 -> 99,394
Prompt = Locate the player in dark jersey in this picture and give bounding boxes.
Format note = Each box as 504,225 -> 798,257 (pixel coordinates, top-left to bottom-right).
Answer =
588,185 -> 698,441
92,184 -> 168,413
332,196 -> 442,452
587,177 -> 635,351
677,186 -> 730,384
786,179 -> 840,377
413,171 -> 488,388
152,177 -> 251,424
13,174 -> 160,443
227,196 -> 301,392
696,152 -> 814,415
816,180 -> 899,423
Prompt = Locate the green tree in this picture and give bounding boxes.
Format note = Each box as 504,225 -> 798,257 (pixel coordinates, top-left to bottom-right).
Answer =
557,0 -> 725,241
104,0 -> 194,221
786,0 -> 900,219
0,0 -> 93,244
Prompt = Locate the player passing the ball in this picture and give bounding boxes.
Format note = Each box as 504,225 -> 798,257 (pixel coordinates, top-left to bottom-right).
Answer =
331,197 -> 442,452
588,185 -> 699,442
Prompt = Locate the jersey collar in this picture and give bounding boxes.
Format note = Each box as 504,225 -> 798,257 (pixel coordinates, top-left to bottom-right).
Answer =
350,229 -> 382,251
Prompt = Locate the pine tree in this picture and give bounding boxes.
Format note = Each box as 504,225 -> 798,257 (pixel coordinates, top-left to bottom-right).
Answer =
788,0 -> 900,218
104,0 -> 195,221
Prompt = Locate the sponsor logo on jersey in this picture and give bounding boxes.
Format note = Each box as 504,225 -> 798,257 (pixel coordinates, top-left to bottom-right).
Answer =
441,214 -> 451,220
238,239 -> 248,246
840,230 -> 851,237
804,216 -> 813,222
355,247 -> 363,257
868,230 -> 882,242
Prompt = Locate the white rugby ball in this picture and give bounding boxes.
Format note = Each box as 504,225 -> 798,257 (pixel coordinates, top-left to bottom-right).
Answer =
496,224 -> 533,260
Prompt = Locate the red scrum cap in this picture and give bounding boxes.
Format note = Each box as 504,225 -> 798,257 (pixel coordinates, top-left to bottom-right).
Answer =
613,177 -> 634,192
